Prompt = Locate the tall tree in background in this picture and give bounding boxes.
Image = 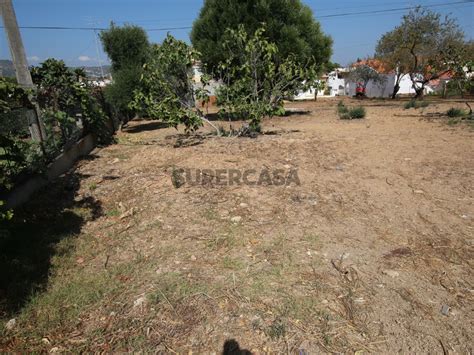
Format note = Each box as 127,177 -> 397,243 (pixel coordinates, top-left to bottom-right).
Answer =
100,24 -> 150,123
191,0 -> 332,73
375,27 -> 410,99
384,8 -> 466,99
348,64 -> 387,91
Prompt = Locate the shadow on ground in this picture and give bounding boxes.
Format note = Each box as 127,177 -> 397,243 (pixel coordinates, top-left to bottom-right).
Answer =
122,120 -> 169,134
0,172 -> 102,319
223,339 -> 252,355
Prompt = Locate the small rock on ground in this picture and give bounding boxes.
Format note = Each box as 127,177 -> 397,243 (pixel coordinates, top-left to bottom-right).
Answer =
382,269 -> 400,278
231,216 -> 242,223
5,318 -> 16,330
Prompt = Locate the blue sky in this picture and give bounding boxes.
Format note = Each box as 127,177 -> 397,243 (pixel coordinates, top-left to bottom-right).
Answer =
1,0 -> 473,67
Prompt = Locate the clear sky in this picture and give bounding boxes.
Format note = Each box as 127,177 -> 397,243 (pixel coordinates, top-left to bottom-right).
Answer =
1,0 -> 473,67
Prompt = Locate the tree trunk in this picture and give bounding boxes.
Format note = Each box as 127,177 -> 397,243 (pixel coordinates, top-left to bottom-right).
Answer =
442,81 -> 447,99
457,81 -> 465,99
414,88 -> 424,99
391,83 -> 400,99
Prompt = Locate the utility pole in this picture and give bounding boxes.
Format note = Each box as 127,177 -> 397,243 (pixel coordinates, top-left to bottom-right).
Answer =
0,0 -> 46,142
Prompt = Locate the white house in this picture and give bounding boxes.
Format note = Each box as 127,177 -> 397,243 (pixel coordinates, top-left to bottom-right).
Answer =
294,68 -> 348,100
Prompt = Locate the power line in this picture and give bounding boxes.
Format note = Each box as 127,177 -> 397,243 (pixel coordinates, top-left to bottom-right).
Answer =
318,0 -> 473,18
0,0 -> 472,32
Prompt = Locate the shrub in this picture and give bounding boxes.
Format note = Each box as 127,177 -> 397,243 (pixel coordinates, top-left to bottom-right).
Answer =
337,101 -> 365,119
447,107 -> 465,117
349,106 -> 366,119
130,35 -> 204,133
337,100 -> 348,114
404,100 -> 429,109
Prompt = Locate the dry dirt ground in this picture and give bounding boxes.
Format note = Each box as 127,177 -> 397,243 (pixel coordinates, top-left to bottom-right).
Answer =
1,98 -> 473,353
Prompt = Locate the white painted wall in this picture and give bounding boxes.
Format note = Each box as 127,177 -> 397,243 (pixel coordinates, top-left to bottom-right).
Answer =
344,73 -> 435,98
327,72 -> 346,96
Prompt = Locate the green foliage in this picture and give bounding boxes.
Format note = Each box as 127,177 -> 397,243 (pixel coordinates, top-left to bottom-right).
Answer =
446,107 -> 466,118
100,23 -> 150,120
375,27 -> 411,98
191,0 -> 332,74
1,60 -> 111,193
0,78 -> 44,193
337,101 -> 366,119
380,7 -> 466,98
103,66 -> 142,121
337,100 -> 348,115
130,35 -> 203,133
216,26 -> 318,132
348,107 -> 366,119
348,64 -> 386,89
99,23 -> 149,72
31,59 -> 111,148
404,100 -> 429,109
0,200 -> 13,221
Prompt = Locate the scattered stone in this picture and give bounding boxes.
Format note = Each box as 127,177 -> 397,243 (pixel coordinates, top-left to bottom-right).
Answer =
50,347 -> 63,354
133,296 -> 147,308
335,165 -> 344,171
42,338 -> 51,345
110,311 -> 116,317
414,190 -> 425,194
441,304 -> 450,316
382,269 -> 400,278
321,299 -> 329,305
461,215 -> 468,219
111,158 -> 120,164
231,216 -> 242,223
5,318 -> 16,330
190,255 -> 197,261
284,164 -> 292,169
239,203 -> 249,208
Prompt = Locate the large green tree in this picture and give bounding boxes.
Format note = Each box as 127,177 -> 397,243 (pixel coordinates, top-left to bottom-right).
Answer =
191,0 -> 332,73
100,24 -> 150,122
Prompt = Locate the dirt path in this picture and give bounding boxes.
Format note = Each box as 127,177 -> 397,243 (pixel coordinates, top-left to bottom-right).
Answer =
2,98 -> 473,353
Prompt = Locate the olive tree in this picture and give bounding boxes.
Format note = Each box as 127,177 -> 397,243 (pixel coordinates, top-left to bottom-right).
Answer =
375,27 -> 411,99
393,8 -> 465,98
348,64 -> 387,91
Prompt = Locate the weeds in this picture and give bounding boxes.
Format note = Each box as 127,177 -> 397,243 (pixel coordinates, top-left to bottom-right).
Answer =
266,318 -> 286,340
222,256 -> 244,270
404,100 -> 429,110
149,272 -> 204,307
446,107 -> 466,118
106,208 -> 120,217
348,107 -> 366,119
337,101 -> 366,119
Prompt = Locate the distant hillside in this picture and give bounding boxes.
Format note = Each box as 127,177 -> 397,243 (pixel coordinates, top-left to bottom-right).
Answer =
76,65 -> 112,78
0,60 -> 16,77
0,59 -> 111,79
